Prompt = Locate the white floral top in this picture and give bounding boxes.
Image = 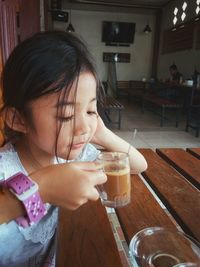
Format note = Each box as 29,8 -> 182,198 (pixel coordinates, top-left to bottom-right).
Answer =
0,142 -> 99,267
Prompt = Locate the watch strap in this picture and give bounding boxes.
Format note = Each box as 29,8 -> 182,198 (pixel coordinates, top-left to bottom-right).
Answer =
6,172 -> 34,194
15,192 -> 47,227
6,172 -> 47,227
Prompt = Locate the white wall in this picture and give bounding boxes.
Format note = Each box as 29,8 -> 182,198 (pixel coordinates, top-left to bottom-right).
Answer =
53,10 -> 155,81
157,0 -> 200,81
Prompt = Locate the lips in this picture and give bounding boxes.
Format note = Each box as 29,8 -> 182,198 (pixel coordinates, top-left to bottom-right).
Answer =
71,142 -> 85,150
68,134 -> 90,150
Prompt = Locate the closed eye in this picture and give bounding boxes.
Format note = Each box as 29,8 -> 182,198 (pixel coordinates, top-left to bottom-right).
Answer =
58,116 -> 74,122
87,111 -> 97,115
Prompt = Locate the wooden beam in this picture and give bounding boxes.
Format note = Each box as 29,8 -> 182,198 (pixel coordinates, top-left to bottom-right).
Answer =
151,9 -> 162,79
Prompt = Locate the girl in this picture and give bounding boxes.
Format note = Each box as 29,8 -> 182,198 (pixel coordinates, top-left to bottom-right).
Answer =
0,31 -> 147,267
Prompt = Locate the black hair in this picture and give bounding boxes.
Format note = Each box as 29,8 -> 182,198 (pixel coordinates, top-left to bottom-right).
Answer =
1,31 -> 104,157
169,64 -> 177,70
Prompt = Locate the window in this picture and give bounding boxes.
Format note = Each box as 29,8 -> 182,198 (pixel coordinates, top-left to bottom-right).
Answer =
172,2 -> 189,26
173,7 -> 178,25
196,0 -> 200,15
181,2 -> 187,22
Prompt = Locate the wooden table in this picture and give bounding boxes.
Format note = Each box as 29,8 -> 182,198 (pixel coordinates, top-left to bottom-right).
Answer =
186,147 -> 200,159
56,148 -> 200,267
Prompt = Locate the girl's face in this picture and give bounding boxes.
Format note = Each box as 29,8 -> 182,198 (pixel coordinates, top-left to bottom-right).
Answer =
25,72 -> 98,161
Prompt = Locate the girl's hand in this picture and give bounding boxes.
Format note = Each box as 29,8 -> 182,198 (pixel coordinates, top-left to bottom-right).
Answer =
32,162 -> 107,210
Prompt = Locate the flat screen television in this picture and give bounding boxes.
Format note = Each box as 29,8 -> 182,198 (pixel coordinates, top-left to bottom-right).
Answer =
102,21 -> 135,45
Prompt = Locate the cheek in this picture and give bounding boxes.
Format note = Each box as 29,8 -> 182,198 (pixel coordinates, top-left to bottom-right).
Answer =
28,112 -> 58,147
90,116 -> 98,133
30,123 -> 57,151
57,123 -> 73,145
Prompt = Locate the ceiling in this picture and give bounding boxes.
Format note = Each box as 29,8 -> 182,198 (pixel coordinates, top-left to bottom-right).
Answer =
69,0 -> 172,9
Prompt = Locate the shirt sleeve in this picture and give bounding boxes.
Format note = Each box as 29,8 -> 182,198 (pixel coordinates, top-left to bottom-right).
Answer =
77,143 -> 100,162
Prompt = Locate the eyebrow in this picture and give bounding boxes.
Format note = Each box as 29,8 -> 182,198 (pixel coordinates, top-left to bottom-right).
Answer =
56,97 -> 97,107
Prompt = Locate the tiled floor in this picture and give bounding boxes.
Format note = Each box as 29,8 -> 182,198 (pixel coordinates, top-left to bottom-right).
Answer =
105,99 -> 200,267
108,99 -> 200,149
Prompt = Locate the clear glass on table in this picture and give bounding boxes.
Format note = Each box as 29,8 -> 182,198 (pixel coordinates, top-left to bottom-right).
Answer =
129,227 -> 200,267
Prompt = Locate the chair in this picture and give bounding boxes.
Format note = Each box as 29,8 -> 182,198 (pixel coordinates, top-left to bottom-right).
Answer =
185,87 -> 200,137
98,96 -> 124,130
98,82 -> 124,130
116,81 -> 130,98
127,80 -> 146,103
142,82 -> 183,127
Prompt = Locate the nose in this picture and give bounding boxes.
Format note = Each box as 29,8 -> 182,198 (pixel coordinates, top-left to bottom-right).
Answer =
74,113 -> 90,136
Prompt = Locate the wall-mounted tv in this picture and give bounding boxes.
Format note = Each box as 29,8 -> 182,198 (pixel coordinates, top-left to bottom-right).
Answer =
102,21 -> 135,45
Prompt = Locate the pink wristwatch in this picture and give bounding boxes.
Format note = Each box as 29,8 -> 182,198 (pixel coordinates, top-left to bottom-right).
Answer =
4,172 -> 47,228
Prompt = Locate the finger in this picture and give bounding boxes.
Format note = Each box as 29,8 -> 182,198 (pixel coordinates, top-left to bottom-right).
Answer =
75,161 -> 103,172
90,170 -> 107,185
67,199 -> 88,210
87,187 -> 100,201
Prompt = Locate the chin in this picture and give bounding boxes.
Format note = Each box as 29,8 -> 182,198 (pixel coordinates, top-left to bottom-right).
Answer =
63,148 -> 83,160
58,144 -> 86,161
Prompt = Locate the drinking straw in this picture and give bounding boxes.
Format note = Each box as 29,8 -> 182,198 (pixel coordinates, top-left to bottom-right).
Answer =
128,129 -> 137,155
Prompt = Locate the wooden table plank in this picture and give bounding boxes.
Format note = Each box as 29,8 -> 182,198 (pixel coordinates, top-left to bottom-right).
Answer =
116,174 -> 177,245
156,148 -> 200,189
56,200 -> 123,267
186,148 -> 200,160
139,149 -> 200,242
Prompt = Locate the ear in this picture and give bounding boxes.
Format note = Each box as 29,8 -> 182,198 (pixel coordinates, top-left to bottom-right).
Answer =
2,107 -> 27,134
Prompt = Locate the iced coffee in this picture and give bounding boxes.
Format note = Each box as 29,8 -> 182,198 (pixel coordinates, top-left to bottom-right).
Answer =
97,152 -> 131,208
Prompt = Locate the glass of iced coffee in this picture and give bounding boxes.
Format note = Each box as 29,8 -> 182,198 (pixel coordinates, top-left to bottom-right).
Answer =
97,151 -> 131,208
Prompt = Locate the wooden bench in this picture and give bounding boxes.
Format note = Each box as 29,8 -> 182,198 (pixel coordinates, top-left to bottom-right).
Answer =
142,93 -> 182,127
116,80 -> 146,103
99,96 -> 124,130
116,81 -> 130,98
186,148 -> 200,159
127,80 -> 146,100
56,200 -> 123,267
